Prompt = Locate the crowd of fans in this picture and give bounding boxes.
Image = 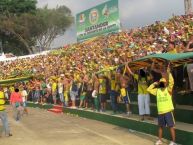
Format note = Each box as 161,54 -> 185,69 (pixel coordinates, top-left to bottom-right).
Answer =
0,15 -> 192,112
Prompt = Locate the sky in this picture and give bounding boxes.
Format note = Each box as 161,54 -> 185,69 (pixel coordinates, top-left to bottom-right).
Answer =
37,0 -> 193,48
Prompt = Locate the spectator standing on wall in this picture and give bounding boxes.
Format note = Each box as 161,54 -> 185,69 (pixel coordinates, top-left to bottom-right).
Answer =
127,66 -> 151,121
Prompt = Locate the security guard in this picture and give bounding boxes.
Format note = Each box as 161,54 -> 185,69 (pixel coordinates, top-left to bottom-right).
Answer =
0,87 -> 12,137
147,71 -> 176,145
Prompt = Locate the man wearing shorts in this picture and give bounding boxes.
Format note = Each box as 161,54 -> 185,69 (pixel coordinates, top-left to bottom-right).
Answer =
147,70 -> 176,145
119,72 -> 131,115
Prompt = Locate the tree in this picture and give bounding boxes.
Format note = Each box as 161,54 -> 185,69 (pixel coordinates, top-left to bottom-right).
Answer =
0,0 -> 37,14
0,13 -> 41,54
0,0 -> 38,55
0,1 -> 73,55
35,6 -> 73,50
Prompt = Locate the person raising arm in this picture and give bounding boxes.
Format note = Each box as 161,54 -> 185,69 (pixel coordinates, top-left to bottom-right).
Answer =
126,64 -> 151,121
147,66 -> 176,145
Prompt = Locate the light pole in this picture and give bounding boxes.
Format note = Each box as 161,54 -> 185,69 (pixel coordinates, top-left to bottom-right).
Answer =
184,0 -> 193,15
0,39 -> 3,54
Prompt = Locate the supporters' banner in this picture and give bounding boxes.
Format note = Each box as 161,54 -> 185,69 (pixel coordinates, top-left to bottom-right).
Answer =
76,0 -> 120,42
0,76 -> 33,85
129,52 -> 193,70
187,64 -> 193,91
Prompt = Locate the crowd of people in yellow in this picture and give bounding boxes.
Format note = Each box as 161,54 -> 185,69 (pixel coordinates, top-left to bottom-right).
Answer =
0,14 -> 193,145
0,15 -> 192,80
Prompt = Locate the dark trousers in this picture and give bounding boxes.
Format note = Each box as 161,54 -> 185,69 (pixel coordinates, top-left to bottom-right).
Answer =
110,90 -> 118,112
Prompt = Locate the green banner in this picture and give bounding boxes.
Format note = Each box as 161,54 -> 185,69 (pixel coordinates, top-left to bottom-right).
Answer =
76,0 -> 120,42
0,76 -> 33,85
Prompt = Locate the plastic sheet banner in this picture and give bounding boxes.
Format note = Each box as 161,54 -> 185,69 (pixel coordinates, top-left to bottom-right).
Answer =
76,0 -> 120,42
129,52 -> 193,70
0,76 -> 33,85
187,64 -> 193,91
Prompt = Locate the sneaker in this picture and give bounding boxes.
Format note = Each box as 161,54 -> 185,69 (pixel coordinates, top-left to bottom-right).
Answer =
6,133 -> 12,137
16,120 -> 20,123
71,106 -> 77,109
126,112 -> 132,115
78,107 -> 83,110
155,140 -> 163,145
111,112 -> 117,115
147,116 -> 154,121
140,117 -> 145,121
110,112 -> 115,115
169,141 -> 177,145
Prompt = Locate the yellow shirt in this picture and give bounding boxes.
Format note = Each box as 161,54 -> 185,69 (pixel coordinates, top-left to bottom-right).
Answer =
134,74 -> 148,94
64,91 -> 69,102
0,91 -> 5,111
99,79 -> 107,94
52,83 -> 57,93
168,48 -> 177,54
0,91 -> 4,99
120,88 -> 127,97
9,86 -> 15,93
111,80 -> 116,91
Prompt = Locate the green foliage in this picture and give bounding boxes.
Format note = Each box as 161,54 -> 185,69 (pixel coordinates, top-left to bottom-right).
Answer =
0,0 -> 37,14
35,6 -> 74,50
0,1 -> 73,55
0,0 -> 38,55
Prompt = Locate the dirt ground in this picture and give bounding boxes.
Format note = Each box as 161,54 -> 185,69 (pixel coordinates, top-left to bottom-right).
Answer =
0,107 -> 164,145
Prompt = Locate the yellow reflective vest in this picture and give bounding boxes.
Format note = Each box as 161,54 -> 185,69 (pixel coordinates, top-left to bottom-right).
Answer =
156,88 -> 174,114
0,91 -> 5,111
147,73 -> 174,114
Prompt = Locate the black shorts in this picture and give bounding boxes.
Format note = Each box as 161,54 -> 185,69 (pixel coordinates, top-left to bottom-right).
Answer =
158,112 -> 175,127
85,91 -> 92,102
99,94 -> 106,103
